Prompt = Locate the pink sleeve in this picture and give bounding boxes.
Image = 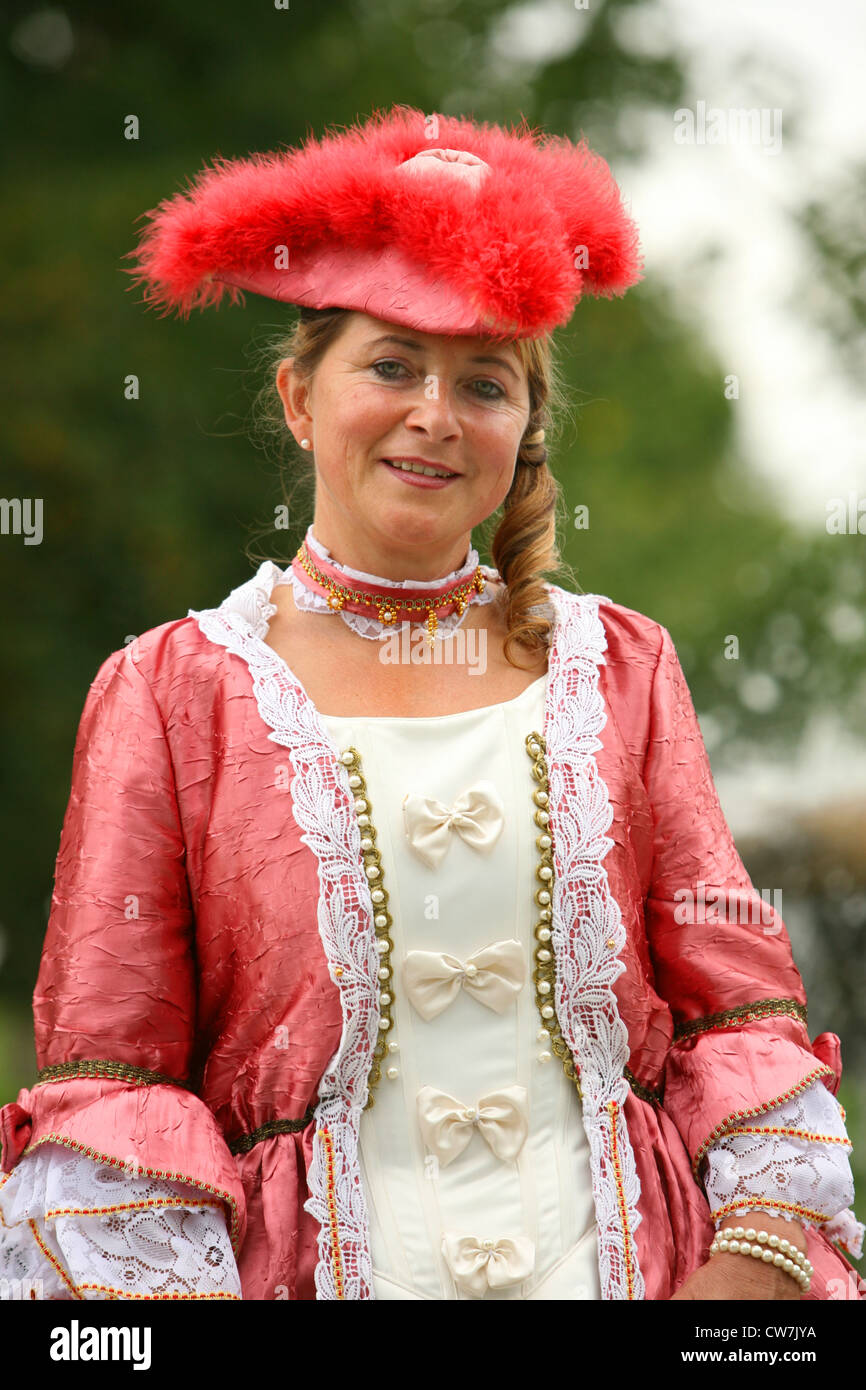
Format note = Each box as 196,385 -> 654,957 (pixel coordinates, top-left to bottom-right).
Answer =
642,625 -> 838,1169
0,644 -> 245,1255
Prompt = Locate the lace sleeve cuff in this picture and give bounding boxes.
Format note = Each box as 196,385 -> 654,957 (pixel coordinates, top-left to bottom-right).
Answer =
702,1079 -> 864,1256
0,1143 -> 241,1300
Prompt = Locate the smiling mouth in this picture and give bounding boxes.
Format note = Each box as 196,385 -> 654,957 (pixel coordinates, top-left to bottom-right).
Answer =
381,458 -> 459,479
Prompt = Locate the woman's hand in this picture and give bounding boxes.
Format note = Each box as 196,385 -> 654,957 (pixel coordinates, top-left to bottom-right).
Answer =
670,1212 -> 808,1301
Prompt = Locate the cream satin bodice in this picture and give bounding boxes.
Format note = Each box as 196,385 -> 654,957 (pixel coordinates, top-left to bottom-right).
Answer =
318,675 -> 601,1300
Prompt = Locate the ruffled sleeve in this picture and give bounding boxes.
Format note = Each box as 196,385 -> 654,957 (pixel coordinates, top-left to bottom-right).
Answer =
641,625 -> 861,1235
702,1078 -> 863,1256
0,642 -> 246,1296
0,1145 -> 240,1300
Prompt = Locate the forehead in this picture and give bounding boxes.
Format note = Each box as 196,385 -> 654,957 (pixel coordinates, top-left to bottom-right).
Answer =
344,312 -> 523,365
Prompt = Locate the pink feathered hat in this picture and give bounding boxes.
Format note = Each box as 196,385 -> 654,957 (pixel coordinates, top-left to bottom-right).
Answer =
125,104 -> 643,339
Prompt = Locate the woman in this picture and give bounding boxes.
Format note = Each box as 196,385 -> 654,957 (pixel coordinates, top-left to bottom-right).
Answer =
0,106 -> 862,1301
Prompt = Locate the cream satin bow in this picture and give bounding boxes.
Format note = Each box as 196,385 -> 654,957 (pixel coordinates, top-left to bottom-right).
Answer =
441,1233 -> 535,1298
402,779 -> 505,869
417,1084 -> 529,1167
402,939 -> 526,1021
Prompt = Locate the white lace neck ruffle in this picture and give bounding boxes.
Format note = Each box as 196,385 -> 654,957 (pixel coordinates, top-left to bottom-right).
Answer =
276,527 -> 498,641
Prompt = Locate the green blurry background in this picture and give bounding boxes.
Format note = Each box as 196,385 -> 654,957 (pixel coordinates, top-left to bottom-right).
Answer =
1,0 -> 863,1273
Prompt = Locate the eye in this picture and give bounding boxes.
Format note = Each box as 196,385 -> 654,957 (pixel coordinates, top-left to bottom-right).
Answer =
471,379 -> 506,400
370,358 -> 506,401
371,358 -> 409,380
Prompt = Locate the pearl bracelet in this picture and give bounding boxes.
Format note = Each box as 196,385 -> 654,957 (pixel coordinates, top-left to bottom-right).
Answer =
709,1226 -> 813,1293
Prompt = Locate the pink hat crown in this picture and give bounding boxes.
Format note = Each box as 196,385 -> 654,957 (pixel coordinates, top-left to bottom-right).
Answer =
125,104 -> 643,338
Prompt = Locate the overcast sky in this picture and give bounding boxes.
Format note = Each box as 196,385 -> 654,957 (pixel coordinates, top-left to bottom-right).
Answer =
495,0 -> 866,825
619,0 -> 866,532
624,0 -> 866,822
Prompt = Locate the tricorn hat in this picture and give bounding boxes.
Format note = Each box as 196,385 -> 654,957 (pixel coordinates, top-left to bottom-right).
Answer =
126,104 -> 643,339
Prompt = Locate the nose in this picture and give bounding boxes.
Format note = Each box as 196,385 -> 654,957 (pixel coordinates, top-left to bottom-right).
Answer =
402,379 -> 463,442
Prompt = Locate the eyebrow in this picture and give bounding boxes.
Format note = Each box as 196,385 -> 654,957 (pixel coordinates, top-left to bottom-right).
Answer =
364,333 -> 521,382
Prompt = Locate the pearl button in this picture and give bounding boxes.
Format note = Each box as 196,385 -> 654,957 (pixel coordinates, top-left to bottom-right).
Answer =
370,888 -> 384,902
461,1107 -> 476,1121
354,798 -> 367,813
387,1040 -> 399,1053
463,963 -> 478,978
538,1051 -> 552,1063
376,939 -> 389,954
482,1239 -> 494,1250
537,1028 -> 550,1041
541,1005 -> 554,1019
340,751 -> 354,765
386,1066 -> 399,1080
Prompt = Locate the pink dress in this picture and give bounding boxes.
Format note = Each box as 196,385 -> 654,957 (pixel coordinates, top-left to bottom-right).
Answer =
0,565 -> 862,1299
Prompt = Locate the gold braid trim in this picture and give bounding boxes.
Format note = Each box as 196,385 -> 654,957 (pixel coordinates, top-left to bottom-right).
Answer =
34,1060 -> 318,1163
673,998 -> 807,1042
525,733 -> 664,1110
227,1106 -> 318,1155
336,743 -> 397,1111
624,1068 -> 663,1106
524,732 -> 582,1100
34,1060 -> 192,1089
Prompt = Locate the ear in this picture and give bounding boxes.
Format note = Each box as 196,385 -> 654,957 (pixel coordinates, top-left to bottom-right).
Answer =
275,357 -> 312,445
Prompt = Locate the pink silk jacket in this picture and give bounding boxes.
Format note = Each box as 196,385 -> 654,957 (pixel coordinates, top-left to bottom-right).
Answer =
0,569 -> 860,1299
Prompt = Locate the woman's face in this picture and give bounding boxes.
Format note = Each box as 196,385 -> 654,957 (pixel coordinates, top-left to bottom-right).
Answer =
276,311 -> 531,579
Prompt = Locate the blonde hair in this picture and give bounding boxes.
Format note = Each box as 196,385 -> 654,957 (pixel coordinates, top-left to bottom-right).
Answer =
249,307 -> 578,668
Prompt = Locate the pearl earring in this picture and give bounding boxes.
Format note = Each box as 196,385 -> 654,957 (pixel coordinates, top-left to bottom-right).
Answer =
300,438 -> 311,449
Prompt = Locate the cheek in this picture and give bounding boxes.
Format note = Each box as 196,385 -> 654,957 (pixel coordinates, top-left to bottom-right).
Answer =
320,385 -> 400,444
471,412 -> 525,467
